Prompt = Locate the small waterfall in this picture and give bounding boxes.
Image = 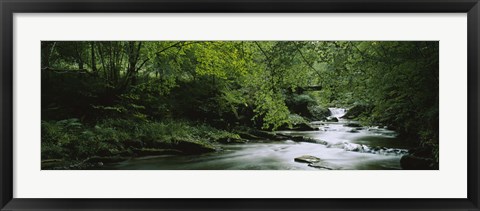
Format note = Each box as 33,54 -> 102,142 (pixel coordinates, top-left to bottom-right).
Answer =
328,108 -> 346,118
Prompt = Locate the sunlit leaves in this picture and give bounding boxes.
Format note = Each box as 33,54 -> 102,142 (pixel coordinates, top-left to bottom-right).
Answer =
42,40 -> 438,156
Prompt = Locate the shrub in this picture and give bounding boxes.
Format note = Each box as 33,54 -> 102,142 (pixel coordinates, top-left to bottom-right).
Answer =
307,105 -> 330,121
41,118 -> 239,161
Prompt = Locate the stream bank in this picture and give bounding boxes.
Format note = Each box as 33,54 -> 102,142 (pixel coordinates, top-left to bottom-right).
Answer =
87,108 -> 413,170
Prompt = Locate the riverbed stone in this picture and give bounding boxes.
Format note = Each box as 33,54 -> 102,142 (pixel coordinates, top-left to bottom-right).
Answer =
292,123 -> 317,131
400,155 -> 437,170
343,104 -> 373,119
327,117 -> 339,122
41,159 -> 65,169
294,155 -> 321,164
308,161 -> 341,170
217,137 -> 247,144
83,156 -> 129,164
347,128 -> 359,133
132,148 -> 183,156
277,122 -> 318,131
344,122 -> 362,128
236,131 -> 263,140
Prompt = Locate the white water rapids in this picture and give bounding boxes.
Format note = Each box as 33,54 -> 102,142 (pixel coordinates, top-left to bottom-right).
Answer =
99,108 -> 410,170
328,108 -> 347,118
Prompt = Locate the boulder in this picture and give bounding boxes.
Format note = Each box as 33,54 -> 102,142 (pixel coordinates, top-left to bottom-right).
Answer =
290,123 -> 317,131
409,147 -> 434,158
344,122 -> 362,128
344,104 -> 373,119
327,117 -> 339,122
285,94 -> 317,118
41,159 -> 65,169
132,148 -> 183,156
308,105 -> 331,121
308,161 -> 342,170
249,130 -> 283,140
294,155 -> 321,164
279,134 -> 327,145
217,137 -> 247,144
174,141 -> 216,154
236,131 -> 263,140
347,128 -> 359,133
124,139 -> 144,149
83,156 -> 129,164
400,155 -> 437,170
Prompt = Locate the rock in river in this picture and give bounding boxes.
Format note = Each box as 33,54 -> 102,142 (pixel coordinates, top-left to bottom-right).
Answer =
308,161 -> 341,170
278,122 -> 318,131
400,155 -> 437,170
294,155 -> 341,170
294,155 -> 321,164
347,128 -> 359,133
326,117 -> 339,122
292,123 -> 318,131
344,122 -> 362,128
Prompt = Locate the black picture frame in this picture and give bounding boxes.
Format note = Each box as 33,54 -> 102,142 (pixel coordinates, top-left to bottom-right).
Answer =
1,0 -> 479,210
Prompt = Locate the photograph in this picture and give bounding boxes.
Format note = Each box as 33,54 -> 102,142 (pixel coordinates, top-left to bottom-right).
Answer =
40,41 -> 439,170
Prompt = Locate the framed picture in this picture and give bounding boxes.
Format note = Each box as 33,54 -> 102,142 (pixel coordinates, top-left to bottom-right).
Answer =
1,0 -> 479,210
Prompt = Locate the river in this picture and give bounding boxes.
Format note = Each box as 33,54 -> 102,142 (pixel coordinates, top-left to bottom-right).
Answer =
100,108 -> 411,170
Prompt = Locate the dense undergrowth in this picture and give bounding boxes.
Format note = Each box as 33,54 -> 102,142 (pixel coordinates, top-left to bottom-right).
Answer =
41,41 -> 439,169
41,118 -> 242,161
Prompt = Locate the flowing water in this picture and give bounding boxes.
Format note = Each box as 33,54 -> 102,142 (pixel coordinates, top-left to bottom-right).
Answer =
101,108 -> 411,170
328,108 -> 346,118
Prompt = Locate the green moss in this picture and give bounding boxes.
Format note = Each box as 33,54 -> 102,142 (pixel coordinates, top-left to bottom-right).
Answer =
41,118 -> 240,162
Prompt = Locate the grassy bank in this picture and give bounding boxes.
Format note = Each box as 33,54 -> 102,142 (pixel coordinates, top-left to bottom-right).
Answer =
41,118 -> 244,169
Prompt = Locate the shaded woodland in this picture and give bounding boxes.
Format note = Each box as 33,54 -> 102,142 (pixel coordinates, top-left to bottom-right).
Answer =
41,41 -> 439,170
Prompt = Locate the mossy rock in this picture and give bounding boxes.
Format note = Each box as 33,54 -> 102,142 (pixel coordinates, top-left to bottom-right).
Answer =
344,105 -> 373,119
248,130 -> 281,140
293,136 -> 327,144
216,137 -> 247,144
233,127 -> 287,141
294,155 -> 321,164
400,155 -> 437,170
278,122 -> 317,131
41,159 -> 65,169
235,131 -> 263,140
173,140 -> 216,154
132,148 -> 183,156
308,105 -> 331,121
326,117 -> 339,122
124,139 -> 144,148
344,122 -> 362,128
291,123 -> 317,131
83,156 -> 129,164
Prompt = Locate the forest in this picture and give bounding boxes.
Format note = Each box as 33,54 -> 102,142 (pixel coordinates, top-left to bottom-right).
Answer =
41,41 -> 439,170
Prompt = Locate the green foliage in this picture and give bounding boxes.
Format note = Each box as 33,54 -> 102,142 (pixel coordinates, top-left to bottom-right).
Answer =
42,41 -> 439,163
41,118 -> 242,160
252,89 -> 291,130
335,41 -> 439,162
287,114 -> 308,125
307,105 -> 330,121
285,93 -> 317,118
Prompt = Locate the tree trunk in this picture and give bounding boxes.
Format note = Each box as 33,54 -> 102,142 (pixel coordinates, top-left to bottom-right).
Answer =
78,59 -> 84,70
90,42 -> 97,72
41,41 -> 56,68
74,42 -> 84,70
